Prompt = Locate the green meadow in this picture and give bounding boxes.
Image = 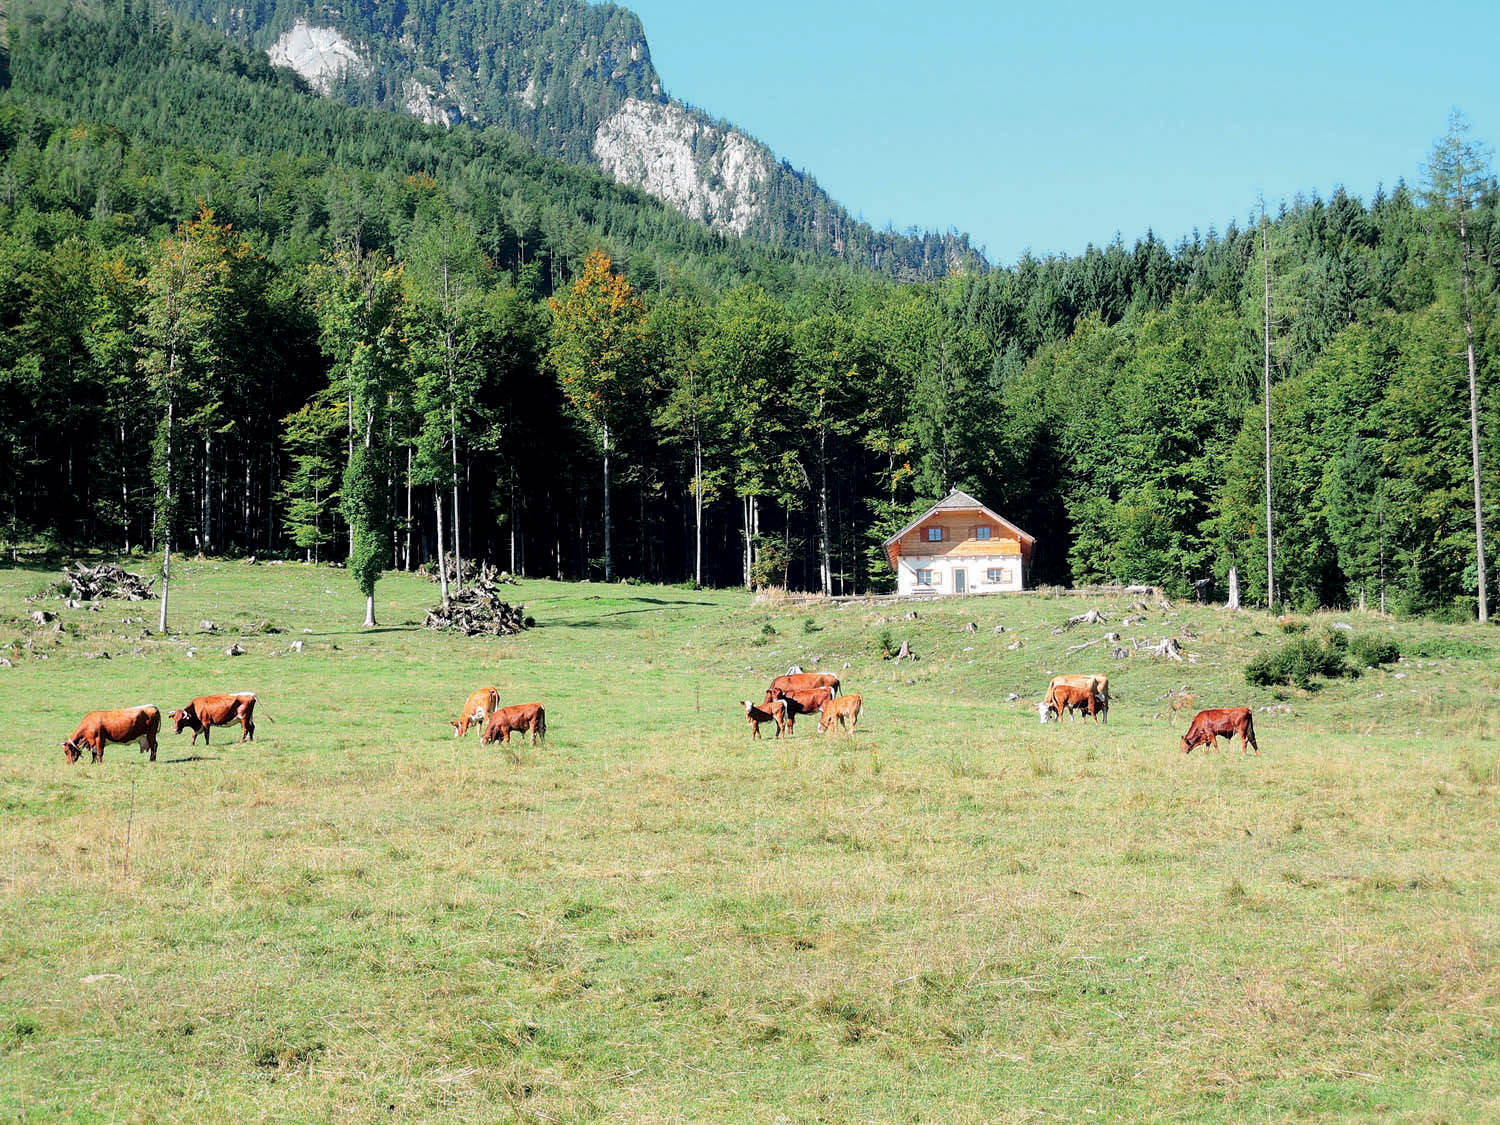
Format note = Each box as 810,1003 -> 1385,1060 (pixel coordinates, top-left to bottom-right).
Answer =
1,560 -> 1498,1122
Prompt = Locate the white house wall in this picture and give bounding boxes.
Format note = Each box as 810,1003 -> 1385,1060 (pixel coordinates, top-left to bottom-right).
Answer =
897,555 -> 1024,595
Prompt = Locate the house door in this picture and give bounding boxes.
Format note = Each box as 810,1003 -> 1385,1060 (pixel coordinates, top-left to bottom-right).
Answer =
953,569 -> 967,594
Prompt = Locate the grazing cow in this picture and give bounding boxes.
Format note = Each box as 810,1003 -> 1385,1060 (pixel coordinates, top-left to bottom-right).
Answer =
451,686 -> 501,738
1039,673 -> 1110,724
817,693 -> 864,734
768,672 -> 840,698
170,692 -> 265,745
765,686 -> 834,736
1179,708 -> 1258,755
742,697 -> 790,739
1039,682 -> 1100,723
62,705 -> 161,764
480,703 -> 546,748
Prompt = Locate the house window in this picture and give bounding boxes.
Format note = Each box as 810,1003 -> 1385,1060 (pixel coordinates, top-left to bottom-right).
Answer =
916,569 -> 936,586
925,527 -> 944,542
974,526 -> 992,540
987,567 -> 1005,583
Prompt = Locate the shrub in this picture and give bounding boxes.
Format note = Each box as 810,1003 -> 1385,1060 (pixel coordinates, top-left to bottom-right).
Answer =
1246,635 -> 1355,689
877,628 -> 896,659
1349,635 -> 1400,667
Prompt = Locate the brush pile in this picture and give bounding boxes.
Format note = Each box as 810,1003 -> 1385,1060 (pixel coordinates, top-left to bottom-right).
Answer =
63,563 -> 155,601
423,567 -> 529,636
419,558 -> 517,587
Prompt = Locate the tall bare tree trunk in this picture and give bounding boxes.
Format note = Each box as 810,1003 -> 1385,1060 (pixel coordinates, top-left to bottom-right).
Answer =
120,416 -> 130,552
159,390 -> 173,635
434,484 -> 450,608
1228,565 -> 1240,610
693,432 -> 703,588
1262,211 -> 1275,613
818,427 -> 832,596
450,401 -> 462,591
601,423 -> 613,581
404,447 -> 413,570
1458,204 -> 1489,622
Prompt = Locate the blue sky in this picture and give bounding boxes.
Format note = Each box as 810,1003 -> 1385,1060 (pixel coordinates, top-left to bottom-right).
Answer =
624,0 -> 1499,264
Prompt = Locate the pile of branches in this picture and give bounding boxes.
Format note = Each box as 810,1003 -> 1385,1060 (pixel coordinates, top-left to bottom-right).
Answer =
418,558 -> 517,587
63,563 -> 155,601
423,572 -> 529,637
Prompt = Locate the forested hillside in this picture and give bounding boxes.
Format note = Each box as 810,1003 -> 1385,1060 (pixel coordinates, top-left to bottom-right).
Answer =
158,0 -> 983,279
1,0 -> 1496,617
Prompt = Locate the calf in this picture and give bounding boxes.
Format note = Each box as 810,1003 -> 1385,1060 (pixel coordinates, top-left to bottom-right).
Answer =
1040,673 -> 1109,723
451,686 -> 501,738
768,672 -> 840,698
171,692 -> 265,745
742,697 -> 789,739
62,705 -> 161,764
480,703 -> 546,748
766,686 -> 834,736
817,693 -> 863,734
1179,708 -> 1258,755
1039,682 -> 1100,723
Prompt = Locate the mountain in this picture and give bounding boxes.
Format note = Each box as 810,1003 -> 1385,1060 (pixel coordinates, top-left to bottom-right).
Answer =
161,0 -> 984,279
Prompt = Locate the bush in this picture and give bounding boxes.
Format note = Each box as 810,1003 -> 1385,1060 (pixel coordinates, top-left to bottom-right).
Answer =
1349,635 -> 1400,667
1246,635 -> 1355,689
877,628 -> 896,659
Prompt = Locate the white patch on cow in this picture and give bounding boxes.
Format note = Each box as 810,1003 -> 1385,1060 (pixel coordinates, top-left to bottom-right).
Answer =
233,691 -> 256,699
1038,700 -> 1053,724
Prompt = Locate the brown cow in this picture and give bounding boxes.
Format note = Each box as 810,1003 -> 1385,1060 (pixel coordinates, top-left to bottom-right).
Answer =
1039,682 -> 1100,723
1179,708 -> 1258,755
171,692 -> 265,744
768,672 -> 840,698
765,686 -> 834,736
451,686 -> 501,738
742,697 -> 790,739
817,693 -> 863,734
62,705 -> 161,764
480,703 -> 546,748
1040,673 -> 1110,723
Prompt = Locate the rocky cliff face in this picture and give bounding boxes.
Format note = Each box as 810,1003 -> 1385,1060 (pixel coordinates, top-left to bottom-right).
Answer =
267,21 -> 367,95
593,99 -> 772,236
165,0 -> 981,276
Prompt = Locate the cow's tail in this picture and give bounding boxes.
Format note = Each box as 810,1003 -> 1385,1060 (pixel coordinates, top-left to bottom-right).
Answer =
258,703 -> 276,724
1244,711 -> 1257,749
537,707 -> 546,740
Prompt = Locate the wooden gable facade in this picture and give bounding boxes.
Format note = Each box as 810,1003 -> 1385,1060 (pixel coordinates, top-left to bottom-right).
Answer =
882,490 -> 1035,595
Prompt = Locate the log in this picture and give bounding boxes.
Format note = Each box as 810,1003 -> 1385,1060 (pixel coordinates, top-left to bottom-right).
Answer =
1064,608 -> 1107,629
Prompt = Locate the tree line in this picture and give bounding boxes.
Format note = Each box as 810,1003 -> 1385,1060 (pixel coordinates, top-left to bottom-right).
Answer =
0,1 -> 1495,620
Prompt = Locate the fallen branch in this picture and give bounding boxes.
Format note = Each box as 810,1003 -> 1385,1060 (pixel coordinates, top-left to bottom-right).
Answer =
1064,608 -> 1107,629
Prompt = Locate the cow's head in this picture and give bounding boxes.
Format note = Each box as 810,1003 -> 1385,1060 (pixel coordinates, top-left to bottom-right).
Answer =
742,701 -> 756,716
1038,699 -> 1057,724
170,707 -> 200,734
62,738 -> 81,764
764,686 -> 785,704
1179,735 -> 1193,755
451,720 -> 465,738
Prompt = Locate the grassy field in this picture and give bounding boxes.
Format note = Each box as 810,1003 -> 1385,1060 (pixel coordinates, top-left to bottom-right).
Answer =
2,558 -> 1499,1122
